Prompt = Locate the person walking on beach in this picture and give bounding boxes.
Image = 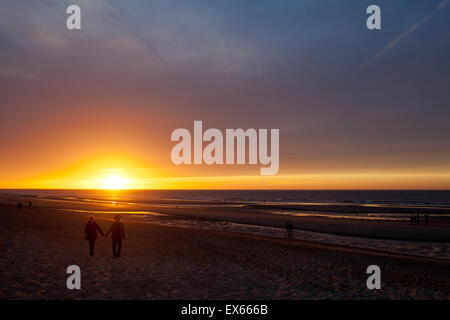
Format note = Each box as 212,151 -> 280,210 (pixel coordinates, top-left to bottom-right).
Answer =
285,221 -> 294,240
105,215 -> 126,257
84,215 -> 105,257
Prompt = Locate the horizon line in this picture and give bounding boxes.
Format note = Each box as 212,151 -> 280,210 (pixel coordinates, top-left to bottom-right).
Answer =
1,188 -> 450,191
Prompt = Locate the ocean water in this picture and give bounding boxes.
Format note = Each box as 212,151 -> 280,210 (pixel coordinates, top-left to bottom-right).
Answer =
2,189 -> 450,205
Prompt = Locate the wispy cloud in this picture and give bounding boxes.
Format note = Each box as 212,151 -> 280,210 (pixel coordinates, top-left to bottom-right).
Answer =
360,0 -> 449,70
102,0 -> 169,66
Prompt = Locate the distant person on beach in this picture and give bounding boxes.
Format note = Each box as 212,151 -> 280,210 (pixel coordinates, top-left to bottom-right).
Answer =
84,215 -> 105,257
105,215 -> 126,257
17,202 -> 22,209
285,221 -> 294,240
28,201 -> 32,207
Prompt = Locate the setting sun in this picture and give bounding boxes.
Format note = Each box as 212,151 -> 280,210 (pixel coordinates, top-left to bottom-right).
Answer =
102,173 -> 127,190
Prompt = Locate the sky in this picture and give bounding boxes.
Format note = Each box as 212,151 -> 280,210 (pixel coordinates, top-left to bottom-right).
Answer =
0,0 -> 449,189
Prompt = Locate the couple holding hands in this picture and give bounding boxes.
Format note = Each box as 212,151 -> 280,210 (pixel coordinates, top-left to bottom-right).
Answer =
85,215 -> 125,257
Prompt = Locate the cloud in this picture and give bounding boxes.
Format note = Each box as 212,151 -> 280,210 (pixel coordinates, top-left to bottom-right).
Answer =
360,0 -> 449,70
101,0 -> 169,66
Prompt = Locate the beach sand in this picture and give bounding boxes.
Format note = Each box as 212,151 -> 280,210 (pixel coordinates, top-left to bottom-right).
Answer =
0,198 -> 449,299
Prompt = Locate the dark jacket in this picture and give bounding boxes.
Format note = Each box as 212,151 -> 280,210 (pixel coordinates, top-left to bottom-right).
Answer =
106,221 -> 125,241
84,221 -> 104,240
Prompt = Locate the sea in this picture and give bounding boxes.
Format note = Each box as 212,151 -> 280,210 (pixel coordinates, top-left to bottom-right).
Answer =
1,189 -> 450,206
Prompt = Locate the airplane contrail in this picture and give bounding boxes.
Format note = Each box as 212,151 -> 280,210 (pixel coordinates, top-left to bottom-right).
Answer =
360,0 -> 449,71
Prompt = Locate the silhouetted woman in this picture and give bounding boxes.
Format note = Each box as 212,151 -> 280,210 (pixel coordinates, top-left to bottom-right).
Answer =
84,215 -> 104,257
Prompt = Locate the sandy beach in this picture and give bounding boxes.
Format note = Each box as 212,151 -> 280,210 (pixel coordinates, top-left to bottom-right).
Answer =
0,194 -> 449,299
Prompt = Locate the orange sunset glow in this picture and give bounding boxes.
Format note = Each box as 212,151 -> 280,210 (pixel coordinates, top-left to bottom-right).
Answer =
2,152 -> 450,190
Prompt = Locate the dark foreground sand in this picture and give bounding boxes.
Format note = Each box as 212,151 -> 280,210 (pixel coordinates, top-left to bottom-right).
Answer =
0,202 -> 449,299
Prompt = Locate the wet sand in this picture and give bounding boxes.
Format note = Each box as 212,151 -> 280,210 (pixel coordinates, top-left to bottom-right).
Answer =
0,197 -> 449,299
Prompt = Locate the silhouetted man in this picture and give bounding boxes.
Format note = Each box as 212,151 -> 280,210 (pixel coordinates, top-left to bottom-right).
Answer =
106,215 -> 126,257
